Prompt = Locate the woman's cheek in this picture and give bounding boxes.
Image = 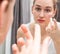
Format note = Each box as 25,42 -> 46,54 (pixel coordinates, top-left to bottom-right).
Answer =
45,14 -> 53,24
46,13 -> 53,19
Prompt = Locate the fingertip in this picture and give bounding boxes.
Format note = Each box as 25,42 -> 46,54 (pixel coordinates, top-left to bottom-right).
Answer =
17,38 -> 25,46
12,44 -> 18,51
34,23 -> 41,34
21,24 -> 28,33
20,24 -> 32,39
12,44 -> 20,54
35,24 -> 40,29
34,24 -> 41,36
34,24 -> 41,46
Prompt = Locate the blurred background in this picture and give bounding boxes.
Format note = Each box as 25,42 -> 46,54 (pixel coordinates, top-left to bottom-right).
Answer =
0,0 -> 60,54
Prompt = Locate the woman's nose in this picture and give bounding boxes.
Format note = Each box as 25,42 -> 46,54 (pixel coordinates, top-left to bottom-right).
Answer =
39,10 -> 44,18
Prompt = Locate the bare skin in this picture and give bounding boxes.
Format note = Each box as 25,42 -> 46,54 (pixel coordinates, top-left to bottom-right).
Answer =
0,0 -> 15,44
32,0 -> 60,54
12,0 -> 60,54
12,24 -> 51,54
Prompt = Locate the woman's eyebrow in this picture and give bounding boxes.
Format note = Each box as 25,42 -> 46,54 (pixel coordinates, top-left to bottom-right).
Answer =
35,5 -> 52,9
45,6 -> 52,9
35,4 -> 41,7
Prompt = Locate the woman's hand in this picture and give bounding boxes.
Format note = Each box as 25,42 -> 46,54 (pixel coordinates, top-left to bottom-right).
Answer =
46,18 -> 60,54
12,24 -> 50,54
46,18 -> 57,33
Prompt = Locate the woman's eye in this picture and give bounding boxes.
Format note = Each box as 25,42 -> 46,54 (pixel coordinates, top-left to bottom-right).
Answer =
35,7 -> 41,11
45,9 -> 51,12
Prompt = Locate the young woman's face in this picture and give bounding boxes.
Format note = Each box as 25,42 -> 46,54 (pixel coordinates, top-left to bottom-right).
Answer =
32,0 -> 56,27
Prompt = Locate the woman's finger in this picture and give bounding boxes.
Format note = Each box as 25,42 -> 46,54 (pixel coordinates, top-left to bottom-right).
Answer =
12,44 -> 20,54
41,37 -> 50,54
46,18 -> 57,33
17,37 -> 25,47
53,19 -> 57,30
50,19 -> 57,33
20,24 -> 33,45
33,24 -> 41,54
17,38 -> 27,54
17,37 -> 25,51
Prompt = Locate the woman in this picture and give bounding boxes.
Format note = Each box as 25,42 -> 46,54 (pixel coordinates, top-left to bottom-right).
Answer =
12,0 -> 60,54
0,0 -> 15,44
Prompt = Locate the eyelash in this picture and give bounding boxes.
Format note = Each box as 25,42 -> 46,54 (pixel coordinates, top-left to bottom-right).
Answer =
45,9 -> 51,12
35,7 -> 51,12
35,8 -> 41,11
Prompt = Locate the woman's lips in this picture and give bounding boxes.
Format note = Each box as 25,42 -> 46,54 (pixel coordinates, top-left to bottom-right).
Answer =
37,19 -> 45,23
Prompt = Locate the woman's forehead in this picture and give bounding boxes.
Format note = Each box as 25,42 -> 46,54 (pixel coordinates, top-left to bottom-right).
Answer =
34,0 -> 54,7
